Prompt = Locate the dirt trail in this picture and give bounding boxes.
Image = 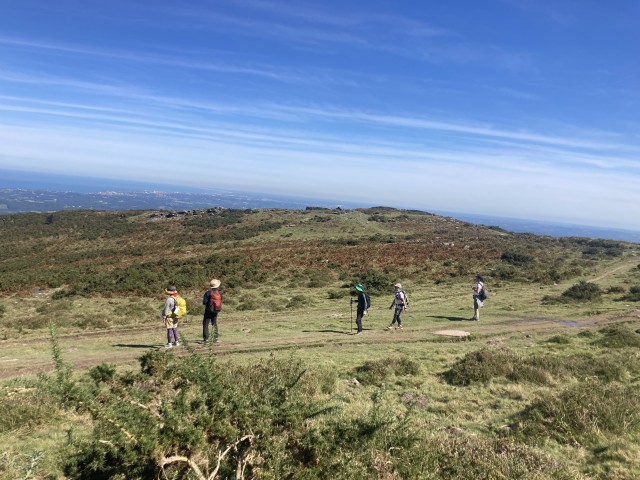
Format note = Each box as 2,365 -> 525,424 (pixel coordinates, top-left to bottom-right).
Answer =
590,257 -> 638,283
3,309 -> 638,380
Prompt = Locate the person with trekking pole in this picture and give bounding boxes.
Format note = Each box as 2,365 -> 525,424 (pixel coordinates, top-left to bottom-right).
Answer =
388,283 -> 408,331
351,284 -> 370,335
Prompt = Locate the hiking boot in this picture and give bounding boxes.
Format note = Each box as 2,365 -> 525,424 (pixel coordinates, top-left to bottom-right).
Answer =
387,325 -> 393,330
398,325 -> 403,330
203,339 -> 209,344
470,317 -> 478,321
174,342 -> 180,347
165,343 -> 173,348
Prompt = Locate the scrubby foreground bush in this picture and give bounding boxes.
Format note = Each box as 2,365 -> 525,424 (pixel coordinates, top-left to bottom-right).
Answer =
30,327 -> 580,479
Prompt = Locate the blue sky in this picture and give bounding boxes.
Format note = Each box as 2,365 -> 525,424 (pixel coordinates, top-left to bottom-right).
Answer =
1,0 -> 639,230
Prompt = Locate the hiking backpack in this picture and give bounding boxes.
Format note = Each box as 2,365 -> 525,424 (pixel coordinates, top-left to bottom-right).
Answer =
173,295 -> 187,319
364,292 -> 371,309
478,284 -> 488,302
208,289 -> 222,313
396,290 -> 409,306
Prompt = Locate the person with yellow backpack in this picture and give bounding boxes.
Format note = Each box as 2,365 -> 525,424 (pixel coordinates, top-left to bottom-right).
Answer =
162,285 -> 187,348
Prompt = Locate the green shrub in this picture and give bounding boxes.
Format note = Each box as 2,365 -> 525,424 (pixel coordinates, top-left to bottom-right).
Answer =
52,289 -> 75,300
444,347 -> 637,387
620,285 -> 640,302
593,325 -> 640,349
443,348 -> 517,386
546,334 -> 571,344
357,270 -> 393,295
88,363 -> 117,384
356,356 -> 420,385
500,251 -> 532,265
327,289 -> 348,299
606,286 -> 626,294
562,281 -> 602,301
514,379 -> 640,446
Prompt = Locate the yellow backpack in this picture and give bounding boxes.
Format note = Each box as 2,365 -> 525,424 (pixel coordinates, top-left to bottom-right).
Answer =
174,295 -> 188,319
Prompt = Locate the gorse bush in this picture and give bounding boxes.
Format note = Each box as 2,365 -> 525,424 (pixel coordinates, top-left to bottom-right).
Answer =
562,281 -> 602,301
356,269 -> 393,295
543,281 -> 603,304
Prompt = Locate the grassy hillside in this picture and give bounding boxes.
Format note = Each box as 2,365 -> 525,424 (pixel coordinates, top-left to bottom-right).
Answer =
1,207 -> 640,479
0,207 -> 633,334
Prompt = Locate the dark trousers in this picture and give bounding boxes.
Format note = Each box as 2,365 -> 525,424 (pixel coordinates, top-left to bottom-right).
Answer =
391,305 -> 403,326
203,310 -> 219,341
355,308 -> 364,332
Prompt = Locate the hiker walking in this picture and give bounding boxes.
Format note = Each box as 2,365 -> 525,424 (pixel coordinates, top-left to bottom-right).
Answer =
162,285 -> 180,348
471,275 -> 485,321
352,284 -> 370,334
388,283 -> 408,330
202,279 -> 222,343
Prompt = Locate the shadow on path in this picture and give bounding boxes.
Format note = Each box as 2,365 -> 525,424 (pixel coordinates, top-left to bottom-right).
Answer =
303,329 -> 354,335
113,343 -> 157,349
431,315 -> 471,322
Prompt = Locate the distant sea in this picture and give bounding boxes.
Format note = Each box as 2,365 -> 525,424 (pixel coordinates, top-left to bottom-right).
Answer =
434,211 -> 640,244
1,169 -> 639,243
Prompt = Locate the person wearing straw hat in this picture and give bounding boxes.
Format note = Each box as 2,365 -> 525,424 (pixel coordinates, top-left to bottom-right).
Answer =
162,285 -> 180,348
202,279 -> 222,343
388,283 -> 408,331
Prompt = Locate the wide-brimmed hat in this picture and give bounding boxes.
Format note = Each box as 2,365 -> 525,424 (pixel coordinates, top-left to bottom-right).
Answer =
393,283 -> 402,289
165,285 -> 178,295
355,284 -> 364,292
210,279 -> 221,288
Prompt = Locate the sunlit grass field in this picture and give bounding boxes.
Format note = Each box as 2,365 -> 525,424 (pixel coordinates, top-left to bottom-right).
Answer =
1,207 -> 640,478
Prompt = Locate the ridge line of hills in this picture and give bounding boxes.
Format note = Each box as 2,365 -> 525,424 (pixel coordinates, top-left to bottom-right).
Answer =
1,187 -> 639,242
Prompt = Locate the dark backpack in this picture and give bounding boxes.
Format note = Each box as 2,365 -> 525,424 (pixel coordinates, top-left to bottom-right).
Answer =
208,290 -> 222,313
478,286 -> 488,301
364,292 -> 371,309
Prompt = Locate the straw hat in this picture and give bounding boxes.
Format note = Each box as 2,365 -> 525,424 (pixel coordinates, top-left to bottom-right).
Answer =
210,279 -> 221,288
164,285 -> 178,295
393,283 -> 402,289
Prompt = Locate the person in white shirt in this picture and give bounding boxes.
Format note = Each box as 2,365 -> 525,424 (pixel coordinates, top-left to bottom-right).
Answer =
388,283 -> 408,330
471,275 -> 485,321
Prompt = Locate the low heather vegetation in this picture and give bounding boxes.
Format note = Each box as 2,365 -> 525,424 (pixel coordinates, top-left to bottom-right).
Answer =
1,207 -> 639,478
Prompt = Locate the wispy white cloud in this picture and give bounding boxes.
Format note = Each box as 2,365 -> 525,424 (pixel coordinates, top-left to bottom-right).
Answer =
1,1 -> 639,230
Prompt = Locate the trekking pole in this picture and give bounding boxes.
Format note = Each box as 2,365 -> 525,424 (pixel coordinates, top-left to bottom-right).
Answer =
350,299 -> 353,333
